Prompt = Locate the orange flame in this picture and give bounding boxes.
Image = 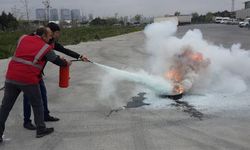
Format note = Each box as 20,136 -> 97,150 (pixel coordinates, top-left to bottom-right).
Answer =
190,52 -> 203,62
164,68 -> 185,94
173,84 -> 185,94
164,69 -> 182,82
164,48 -> 209,94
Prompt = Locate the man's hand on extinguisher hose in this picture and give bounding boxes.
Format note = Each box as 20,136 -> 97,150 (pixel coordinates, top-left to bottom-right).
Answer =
79,54 -> 91,62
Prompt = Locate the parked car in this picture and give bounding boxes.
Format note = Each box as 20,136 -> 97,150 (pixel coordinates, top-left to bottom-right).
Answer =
239,18 -> 250,28
214,17 -> 223,23
230,19 -> 239,25
220,17 -> 230,24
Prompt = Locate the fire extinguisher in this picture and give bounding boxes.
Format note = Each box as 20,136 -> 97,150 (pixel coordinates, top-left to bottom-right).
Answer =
59,64 -> 70,88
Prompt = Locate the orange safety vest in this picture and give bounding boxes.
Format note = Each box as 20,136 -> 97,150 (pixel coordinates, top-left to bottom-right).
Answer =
6,35 -> 52,84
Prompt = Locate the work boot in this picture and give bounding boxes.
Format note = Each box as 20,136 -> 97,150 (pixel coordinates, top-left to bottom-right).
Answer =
44,115 -> 60,122
23,122 -> 36,130
36,127 -> 54,138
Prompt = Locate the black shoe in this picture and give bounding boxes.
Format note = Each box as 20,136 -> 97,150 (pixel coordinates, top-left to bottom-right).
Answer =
0,135 -> 2,143
36,127 -> 54,138
44,116 -> 60,122
23,122 -> 36,130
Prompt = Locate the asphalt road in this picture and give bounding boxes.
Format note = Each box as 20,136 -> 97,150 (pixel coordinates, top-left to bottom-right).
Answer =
0,24 -> 250,150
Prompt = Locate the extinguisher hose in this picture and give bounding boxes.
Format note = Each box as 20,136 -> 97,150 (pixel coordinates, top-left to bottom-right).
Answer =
0,86 -> 4,91
71,59 -> 94,64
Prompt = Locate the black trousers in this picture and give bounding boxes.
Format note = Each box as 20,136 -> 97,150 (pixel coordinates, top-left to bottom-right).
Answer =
0,81 -> 46,136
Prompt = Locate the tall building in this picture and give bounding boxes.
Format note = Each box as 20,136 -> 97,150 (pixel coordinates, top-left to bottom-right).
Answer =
82,15 -> 87,22
245,1 -> 250,9
36,8 -> 46,21
88,13 -> 93,21
60,9 -> 71,21
50,8 -> 59,21
71,9 -> 81,21
236,1 -> 250,19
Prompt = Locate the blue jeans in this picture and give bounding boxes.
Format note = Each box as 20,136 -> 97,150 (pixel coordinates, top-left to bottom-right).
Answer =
23,79 -> 50,124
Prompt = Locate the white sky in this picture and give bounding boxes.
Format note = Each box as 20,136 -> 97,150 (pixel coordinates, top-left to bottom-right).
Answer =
0,0 -> 247,19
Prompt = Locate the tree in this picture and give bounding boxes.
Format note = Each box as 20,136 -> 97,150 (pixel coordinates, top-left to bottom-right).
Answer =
89,17 -> 106,26
134,14 -> 142,23
213,10 -> 231,17
191,12 -> 215,24
205,12 -> 213,23
0,11 -> 18,31
174,11 -> 181,16
0,12 -> 8,31
106,17 -> 118,25
191,12 -> 199,23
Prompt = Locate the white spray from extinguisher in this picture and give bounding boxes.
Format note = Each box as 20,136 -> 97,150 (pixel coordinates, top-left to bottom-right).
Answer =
93,62 -> 173,95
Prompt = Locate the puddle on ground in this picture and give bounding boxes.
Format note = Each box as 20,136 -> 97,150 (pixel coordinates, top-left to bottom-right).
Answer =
170,99 -> 204,120
107,92 -> 204,120
125,92 -> 150,108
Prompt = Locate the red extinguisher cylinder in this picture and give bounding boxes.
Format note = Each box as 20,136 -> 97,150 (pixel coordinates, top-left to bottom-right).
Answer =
59,65 -> 70,88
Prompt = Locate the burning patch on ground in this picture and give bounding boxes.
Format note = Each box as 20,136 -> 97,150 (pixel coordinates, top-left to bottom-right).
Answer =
159,93 -> 183,100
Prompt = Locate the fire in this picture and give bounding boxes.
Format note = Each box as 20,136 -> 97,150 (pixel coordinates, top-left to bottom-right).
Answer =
164,47 -> 210,94
190,52 -> 203,62
165,69 -> 182,82
165,68 -> 184,94
173,83 -> 185,94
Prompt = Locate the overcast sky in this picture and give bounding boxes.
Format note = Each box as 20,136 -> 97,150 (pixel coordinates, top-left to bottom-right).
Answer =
0,0 -> 247,19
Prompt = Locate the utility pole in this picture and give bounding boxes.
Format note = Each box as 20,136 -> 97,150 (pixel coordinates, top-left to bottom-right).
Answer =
24,0 -> 30,21
42,0 -> 51,22
20,0 -> 30,21
231,0 -> 235,12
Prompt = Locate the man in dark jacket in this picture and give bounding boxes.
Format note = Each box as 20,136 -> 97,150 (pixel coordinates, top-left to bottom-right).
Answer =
23,22 -> 90,130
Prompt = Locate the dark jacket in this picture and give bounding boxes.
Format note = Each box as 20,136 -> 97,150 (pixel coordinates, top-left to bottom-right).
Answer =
54,42 -> 81,59
44,42 -> 80,67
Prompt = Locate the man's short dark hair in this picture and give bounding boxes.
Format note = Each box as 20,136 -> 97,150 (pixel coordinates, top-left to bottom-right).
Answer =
36,26 -> 46,36
47,22 -> 60,32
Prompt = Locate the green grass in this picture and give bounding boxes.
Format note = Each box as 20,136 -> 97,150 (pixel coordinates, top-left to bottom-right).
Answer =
0,26 -> 143,59
0,30 -> 24,58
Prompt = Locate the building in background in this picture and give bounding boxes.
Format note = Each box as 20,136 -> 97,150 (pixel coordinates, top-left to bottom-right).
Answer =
154,15 -> 192,25
236,1 -> 250,19
81,15 -> 87,22
88,13 -> 93,21
60,9 -> 71,21
71,9 -> 81,21
36,8 -> 46,21
50,8 -> 59,21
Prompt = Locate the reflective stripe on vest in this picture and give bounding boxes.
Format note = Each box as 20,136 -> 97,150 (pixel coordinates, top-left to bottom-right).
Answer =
33,44 -> 49,64
12,56 -> 43,70
12,42 -> 50,70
